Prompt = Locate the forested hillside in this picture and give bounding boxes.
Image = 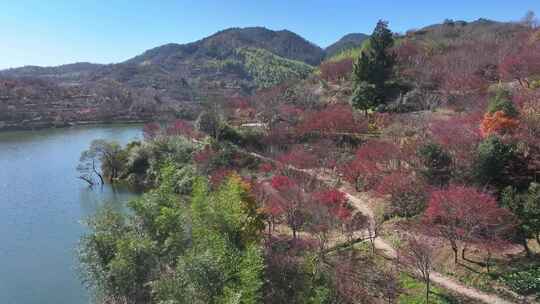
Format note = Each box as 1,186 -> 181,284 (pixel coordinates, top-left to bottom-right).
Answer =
0,27 -> 323,130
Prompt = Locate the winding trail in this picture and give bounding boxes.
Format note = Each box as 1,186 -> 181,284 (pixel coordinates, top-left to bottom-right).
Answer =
242,149 -> 518,304
344,192 -> 515,304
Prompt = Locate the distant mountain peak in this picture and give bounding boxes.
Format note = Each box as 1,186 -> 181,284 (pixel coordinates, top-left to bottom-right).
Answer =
325,33 -> 369,59
126,26 -> 325,67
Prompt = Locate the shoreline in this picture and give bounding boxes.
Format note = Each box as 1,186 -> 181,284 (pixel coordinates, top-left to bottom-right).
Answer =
0,119 -> 149,132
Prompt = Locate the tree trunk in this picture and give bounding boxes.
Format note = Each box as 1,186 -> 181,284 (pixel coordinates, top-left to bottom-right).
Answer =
78,176 -> 94,187
451,242 -> 459,264
461,246 -> 467,261
522,237 -> 532,258
425,279 -> 430,304
518,78 -> 526,89
485,251 -> 492,273
92,160 -> 104,185
536,233 -> 540,247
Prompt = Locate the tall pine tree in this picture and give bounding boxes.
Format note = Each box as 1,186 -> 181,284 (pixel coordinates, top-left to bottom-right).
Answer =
351,20 -> 395,110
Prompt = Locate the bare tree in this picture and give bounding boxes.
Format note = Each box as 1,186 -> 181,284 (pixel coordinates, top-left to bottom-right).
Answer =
522,10 -> 539,29
399,236 -> 436,304
77,139 -> 124,186
77,152 -> 104,187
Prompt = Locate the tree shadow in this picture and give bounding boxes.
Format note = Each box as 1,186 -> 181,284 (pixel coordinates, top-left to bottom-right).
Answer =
457,261 -> 482,274
430,290 -> 461,304
462,256 -> 487,267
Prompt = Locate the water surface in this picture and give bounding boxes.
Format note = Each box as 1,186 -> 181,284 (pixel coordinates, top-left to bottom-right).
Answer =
0,125 -> 142,304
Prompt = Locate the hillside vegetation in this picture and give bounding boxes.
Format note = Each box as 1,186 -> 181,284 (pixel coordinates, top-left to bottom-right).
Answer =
0,27 -> 324,130
325,33 -> 369,59
234,47 -> 314,88
76,13 -> 540,304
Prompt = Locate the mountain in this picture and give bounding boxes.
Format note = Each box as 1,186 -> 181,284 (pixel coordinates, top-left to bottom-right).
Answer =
325,33 -> 369,58
407,18 -> 524,42
0,62 -> 103,81
0,21 -> 527,131
127,27 -> 324,66
0,27 -> 323,130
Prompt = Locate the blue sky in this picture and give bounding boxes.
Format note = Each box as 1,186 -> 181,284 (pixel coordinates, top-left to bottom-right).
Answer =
1,0 -> 539,69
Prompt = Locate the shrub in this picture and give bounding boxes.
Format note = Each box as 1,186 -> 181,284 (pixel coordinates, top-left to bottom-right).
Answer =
499,265 -> 540,297
487,89 -> 519,117
474,135 -> 515,187
418,143 -> 452,186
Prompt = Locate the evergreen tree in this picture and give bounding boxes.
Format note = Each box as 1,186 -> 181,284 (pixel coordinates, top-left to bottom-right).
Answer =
501,183 -> 540,256
352,20 -> 396,109
487,88 -> 519,117
474,135 -> 515,188
350,81 -> 376,116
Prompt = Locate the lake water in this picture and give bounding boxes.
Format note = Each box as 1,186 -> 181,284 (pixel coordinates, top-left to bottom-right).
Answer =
0,125 -> 142,304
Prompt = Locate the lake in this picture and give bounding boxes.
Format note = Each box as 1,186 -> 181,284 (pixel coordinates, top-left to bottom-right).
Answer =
0,125 -> 142,304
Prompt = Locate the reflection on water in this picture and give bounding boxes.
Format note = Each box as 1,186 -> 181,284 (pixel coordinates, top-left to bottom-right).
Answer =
78,184 -> 134,217
0,125 -> 142,304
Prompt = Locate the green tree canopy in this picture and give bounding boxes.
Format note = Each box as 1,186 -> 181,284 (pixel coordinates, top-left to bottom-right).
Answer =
487,88 -> 519,117
352,20 -> 396,108
79,167 -> 265,304
501,183 -> 540,256
474,135 -> 515,187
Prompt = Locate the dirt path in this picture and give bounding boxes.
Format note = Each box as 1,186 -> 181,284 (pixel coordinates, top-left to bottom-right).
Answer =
344,193 -> 517,304
242,149 -> 518,304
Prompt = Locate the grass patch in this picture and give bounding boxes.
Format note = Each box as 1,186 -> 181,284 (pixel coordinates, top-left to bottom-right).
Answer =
399,273 -> 465,304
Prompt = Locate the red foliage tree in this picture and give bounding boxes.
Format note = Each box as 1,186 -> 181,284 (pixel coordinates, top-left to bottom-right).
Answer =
342,140 -> 403,191
193,146 -> 218,173
208,168 -> 234,188
309,139 -> 341,170
513,90 -> 540,179
306,189 -> 349,255
375,172 -> 428,218
297,104 -> 367,136
262,197 -> 285,236
435,44 -> 490,95
278,104 -> 304,125
259,162 -> 274,174
320,58 -> 354,82
227,96 -> 256,122
499,44 -> 540,88
313,189 -> 351,221
166,119 -> 198,138
142,122 -> 161,140
270,175 -> 306,239
277,145 -> 318,170
394,40 -> 421,66
429,113 -> 483,178
424,185 -> 515,264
